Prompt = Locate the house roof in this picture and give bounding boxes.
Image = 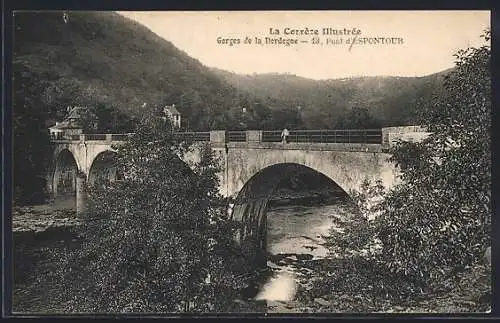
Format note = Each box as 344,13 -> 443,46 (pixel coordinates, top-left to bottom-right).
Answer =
49,127 -> 64,132
49,121 -> 81,130
164,105 -> 180,115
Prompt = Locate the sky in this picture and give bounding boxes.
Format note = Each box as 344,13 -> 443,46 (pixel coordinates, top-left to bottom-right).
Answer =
118,11 -> 490,80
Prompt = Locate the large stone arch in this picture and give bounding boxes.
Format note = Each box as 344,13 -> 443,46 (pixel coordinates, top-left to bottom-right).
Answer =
224,148 -> 398,198
230,162 -> 359,265
47,143 -> 87,194
83,143 -> 118,177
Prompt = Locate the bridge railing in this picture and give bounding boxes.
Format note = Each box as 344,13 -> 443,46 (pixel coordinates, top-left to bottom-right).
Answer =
262,129 -> 382,144
84,134 -> 107,141
227,131 -> 246,142
261,131 -> 282,142
52,129 -> 383,144
111,134 -> 130,141
172,131 -> 211,142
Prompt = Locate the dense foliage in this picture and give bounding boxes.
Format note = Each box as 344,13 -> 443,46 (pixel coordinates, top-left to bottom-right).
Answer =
13,11 -> 270,132
12,58 -> 136,206
54,108 -> 247,312
327,30 -> 491,290
12,62 -> 53,204
214,69 -> 446,129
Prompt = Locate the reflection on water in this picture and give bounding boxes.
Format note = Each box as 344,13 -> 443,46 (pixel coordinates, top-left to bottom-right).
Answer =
254,201 -> 354,312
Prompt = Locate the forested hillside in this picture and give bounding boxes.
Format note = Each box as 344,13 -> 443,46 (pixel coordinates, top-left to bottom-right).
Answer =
212,69 -> 450,129
14,11 -> 449,133
13,11 -> 277,132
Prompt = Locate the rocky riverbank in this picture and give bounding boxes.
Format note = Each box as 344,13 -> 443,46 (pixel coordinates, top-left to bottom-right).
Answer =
12,204 -> 81,233
229,252 -> 491,314
12,233 -> 491,314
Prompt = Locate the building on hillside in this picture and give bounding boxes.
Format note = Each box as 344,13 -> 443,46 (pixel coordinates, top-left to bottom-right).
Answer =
48,120 -> 83,139
48,122 -> 66,139
163,104 -> 181,128
48,106 -> 91,139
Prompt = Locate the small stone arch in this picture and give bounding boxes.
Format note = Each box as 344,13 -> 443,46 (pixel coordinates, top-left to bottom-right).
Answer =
88,150 -> 121,187
52,148 -> 79,198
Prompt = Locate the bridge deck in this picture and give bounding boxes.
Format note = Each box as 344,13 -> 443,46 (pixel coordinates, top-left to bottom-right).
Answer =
51,129 -> 383,144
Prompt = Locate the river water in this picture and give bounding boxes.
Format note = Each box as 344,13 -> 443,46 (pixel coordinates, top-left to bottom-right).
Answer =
252,201 -> 355,313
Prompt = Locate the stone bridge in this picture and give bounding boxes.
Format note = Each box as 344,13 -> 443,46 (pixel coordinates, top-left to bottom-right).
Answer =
48,127 -> 429,260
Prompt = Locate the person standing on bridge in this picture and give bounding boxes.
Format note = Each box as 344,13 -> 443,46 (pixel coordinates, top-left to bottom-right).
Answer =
281,128 -> 290,144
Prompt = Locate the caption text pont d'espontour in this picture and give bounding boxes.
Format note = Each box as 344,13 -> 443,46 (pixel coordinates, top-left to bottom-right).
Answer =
216,27 -> 404,47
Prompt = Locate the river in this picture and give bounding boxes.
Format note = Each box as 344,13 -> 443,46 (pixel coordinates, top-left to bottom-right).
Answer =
251,200 -> 355,313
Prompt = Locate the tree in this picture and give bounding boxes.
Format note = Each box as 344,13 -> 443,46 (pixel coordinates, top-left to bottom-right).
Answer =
269,106 -> 304,130
336,106 -> 382,129
55,106 -> 245,312
326,30 -> 491,291
12,60 -> 53,205
40,77 -> 85,119
365,30 -> 490,287
76,107 -> 99,133
85,104 -> 136,133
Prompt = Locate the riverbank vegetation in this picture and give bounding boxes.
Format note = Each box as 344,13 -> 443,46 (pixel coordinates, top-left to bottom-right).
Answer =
313,29 -> 491,312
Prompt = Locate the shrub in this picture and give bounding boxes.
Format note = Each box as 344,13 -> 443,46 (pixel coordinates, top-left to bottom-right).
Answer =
328,30 -> 491,289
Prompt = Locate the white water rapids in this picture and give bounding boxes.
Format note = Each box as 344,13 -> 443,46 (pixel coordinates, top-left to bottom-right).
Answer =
254,202 -> 354,310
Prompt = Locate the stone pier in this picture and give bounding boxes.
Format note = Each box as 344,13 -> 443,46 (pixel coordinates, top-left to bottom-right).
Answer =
76,174 -> 88,216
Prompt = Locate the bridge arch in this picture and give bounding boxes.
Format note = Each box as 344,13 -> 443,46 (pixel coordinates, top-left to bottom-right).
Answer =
52,148 -> 79,198
224,148 -> 396,199
88,150 -> 122,187
230,162 -> 353,263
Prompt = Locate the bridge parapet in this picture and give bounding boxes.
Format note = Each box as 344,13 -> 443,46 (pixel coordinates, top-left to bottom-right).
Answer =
52,129 -> 384,145
52,133 -> 132,143
213,141 -> 383,153
209,131 -> 226,144
381,126 -> 431,148
52,128 -> 430,149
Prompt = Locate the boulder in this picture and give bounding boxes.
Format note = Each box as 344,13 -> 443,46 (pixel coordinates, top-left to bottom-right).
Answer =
267,261 -> 282,270
299,282 -> 314,291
